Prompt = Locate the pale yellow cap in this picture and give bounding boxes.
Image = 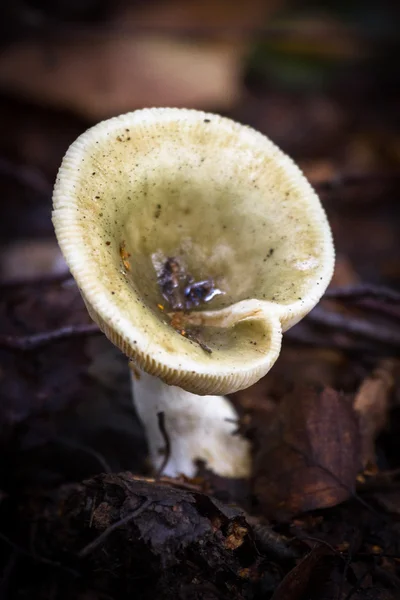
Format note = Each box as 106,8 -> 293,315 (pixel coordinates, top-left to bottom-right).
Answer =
52,108 -> 334,395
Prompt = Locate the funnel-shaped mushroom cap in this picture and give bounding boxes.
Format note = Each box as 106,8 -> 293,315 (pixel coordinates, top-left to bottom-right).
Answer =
53,108 -> 334,395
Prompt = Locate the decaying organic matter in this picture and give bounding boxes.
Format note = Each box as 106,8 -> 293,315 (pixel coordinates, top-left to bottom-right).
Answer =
4,473 -> 261,599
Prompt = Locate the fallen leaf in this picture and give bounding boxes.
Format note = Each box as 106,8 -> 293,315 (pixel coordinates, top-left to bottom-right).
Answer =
0,34 -> 243,120
300,159 -> 339,188
253,386 -> 361,518
0,238 -> 67,282
353,360 -> 396,468
232,346 -> 347,414
328,254 -> 361,288
271,544 -> 331,600
372,489 -> 400,515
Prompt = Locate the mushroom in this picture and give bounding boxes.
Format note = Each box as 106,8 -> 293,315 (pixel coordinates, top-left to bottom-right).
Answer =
52,108 -> 334,479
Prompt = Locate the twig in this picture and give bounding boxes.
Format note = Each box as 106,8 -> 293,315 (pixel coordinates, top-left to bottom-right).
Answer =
314,173 -> 400,193
285,326 -> 368,352
356,468 -> 400,493
252,523 -> 299,559
307,306 -> 400,348
0,550 -> 18,596
1,310 -> 398,354
291,534 -> 340,558
343,568 -> 373,600
0,324 -> 101,351
0,271 -> 72,289
325,285 -> 400,321
0,531 -> 78,577
0,157 -> 51,195
55,438 -> 112,474
337,530 -> 359,600
155,411 -> 172,479
325,284 -> 400,304
354,552 -> 400,559
78,498 -> 152,558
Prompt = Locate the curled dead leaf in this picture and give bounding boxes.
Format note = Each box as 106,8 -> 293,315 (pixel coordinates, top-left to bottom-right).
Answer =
353,360 -> 396,469
271,544 -> 331,600
253,386 -> 361,519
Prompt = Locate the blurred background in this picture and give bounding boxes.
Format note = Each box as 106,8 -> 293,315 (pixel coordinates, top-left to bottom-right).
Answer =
0,0 -> 399,286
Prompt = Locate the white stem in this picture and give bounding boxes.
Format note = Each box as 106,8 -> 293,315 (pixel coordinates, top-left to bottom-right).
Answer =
131,369 -> 251,479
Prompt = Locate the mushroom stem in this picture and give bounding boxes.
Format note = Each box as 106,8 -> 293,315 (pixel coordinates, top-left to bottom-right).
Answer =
131,369 -> 251,479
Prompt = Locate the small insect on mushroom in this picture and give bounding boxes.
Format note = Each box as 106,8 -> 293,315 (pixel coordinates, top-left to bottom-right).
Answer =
155,256 -> 222,352
184,278 -> 224,309
157,256 -> 184,310
157,256 -> 224,312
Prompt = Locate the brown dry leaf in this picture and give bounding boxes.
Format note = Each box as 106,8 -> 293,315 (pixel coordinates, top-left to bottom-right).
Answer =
328,254 -> 360,288
0,238 -> 68,282
373,489 -> 400,515
0,0 -> 273,119
232,347 -> 347,418
353,360 -> 396,469
300,159 -> 338,186
253,386 -> 361,519
271,544 -> 331,600
0,35 -> 241,120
